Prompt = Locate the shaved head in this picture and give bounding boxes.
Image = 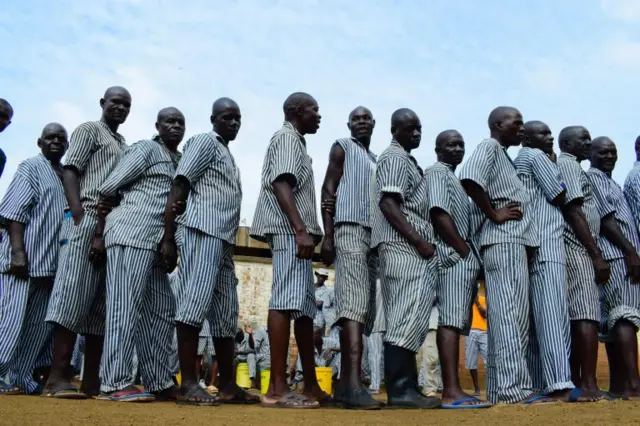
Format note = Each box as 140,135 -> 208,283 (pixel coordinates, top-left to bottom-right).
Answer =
0,99 -> 13,114
282,92 -> 320,135
591,136 -> 614,150
103,86 -> 131,101
283,92 -> 316,117
348,106 -> 372,122
435,129 -> 462,150
157,107 -> 183,121
41,122 -> 66,137
391,108 -> 418,127
212,97 -> 239,117
488,106 -> 520,130
635,135 -> 640,155
0,99 -> 13,132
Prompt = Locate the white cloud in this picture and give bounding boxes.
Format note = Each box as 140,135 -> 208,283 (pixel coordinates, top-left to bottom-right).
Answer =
601,0 -> 640,22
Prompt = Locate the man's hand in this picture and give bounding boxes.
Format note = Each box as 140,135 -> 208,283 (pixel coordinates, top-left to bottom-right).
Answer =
89,234 -> 106,266
316,300 -> 324,308
490,202 -> 523,224
321,198 -> 336,216
295,229 -> 315,259
245,325 -> 253,334
71,206 -> 85,226
97,196 -> 120,217
161,235 -> 179,273
172,200 -> 187,216
415,239 -> 435,259
9,249 -> 29,280
624,251 -> 640,284
592,256 -> 611,285
320,236 -> 335,266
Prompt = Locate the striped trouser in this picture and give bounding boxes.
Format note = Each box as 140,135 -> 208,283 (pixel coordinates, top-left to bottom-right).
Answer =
438,254 -> 480,332
175,226 -> 238,337
197,319 -> 214,356
483,243 -> 532,404
71,335 -> 85,377
334,224 -> 378,334
566,245 -> 600,322
99,245 -> 176,393
464,330 -> 488,370
599,258 -> 640,340
46,213 -> 106,336
378,242 -> 438,353
526,258 -> 573,393
169,330 -> 180,376
367,331 -> 384,390
34,333 -> 54,369
0,275 -> 54,393
266,234 -> 316,320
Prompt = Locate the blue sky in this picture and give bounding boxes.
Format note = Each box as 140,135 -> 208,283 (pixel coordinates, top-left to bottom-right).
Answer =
1,0 -> 639,222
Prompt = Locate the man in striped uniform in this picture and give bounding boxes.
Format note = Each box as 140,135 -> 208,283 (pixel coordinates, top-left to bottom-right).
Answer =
250,92 -> 327,409
587,137 -> 640,399
367,279 -> 384,395
44,86 -> 131,399
313,269 -> 330,332
161,97 -> 256,406
555,126 -> 610,400
319,105 -> 379,409
0,123 -> 68,395
423,129 -> 488,408
0,99 -> 13,179
459,106 -> 545,405
88,107 -> 185,402
252,326 -> 270,386
515,121 -> 595,402
371,108 -> 440,409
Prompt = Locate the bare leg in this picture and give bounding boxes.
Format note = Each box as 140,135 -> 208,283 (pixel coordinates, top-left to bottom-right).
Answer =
613,320 -> 640,398
573,320 -> 602,399
469,369 -> 480,395
43,326 -> 86,398
175,322 -> 216,405
264,310 -> 292,400
295,316 -> 325,400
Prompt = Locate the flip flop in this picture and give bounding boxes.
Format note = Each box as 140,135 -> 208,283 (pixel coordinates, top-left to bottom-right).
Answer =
261,392 -> 320,409
43,384 -> 88,399
522,394 -> 556,405
603,391 -> 628,401
441,397 -> 493,409
217,389 -> 260,404
567,388 -> 589,403
96,388 -> 155,402
0,385 -> 23,396
176,386 -> 219,406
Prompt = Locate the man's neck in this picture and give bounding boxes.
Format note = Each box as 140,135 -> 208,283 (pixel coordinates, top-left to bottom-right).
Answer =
101,117 -> 119,133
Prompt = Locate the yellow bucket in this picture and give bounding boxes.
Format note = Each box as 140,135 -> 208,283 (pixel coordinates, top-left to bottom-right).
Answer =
236,362 -> 251,389
260,369 -> 270,394
316,367 -> 333,395
176,370 -> 182,387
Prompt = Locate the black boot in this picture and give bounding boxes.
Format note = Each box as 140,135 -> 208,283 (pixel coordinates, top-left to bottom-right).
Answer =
384,343 -> 441,409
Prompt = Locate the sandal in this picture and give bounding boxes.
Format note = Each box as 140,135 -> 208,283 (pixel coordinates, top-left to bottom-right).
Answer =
96,387 -> 155,402
217,388 -> 260,404
42,383 -> 88,399
176,386 -> 219,406
0,385 -> 23,396
261,392 -> 320,409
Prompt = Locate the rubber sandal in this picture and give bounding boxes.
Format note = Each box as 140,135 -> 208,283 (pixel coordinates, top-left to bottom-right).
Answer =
96,388 -> 155,402
43,384 -> 88,399
176,386 -> 219,406
261,392 -> 320,409
522,394 -> 556,405
0,385 -> 23,395
217,388 -> 260,404
441,396 -> 493,409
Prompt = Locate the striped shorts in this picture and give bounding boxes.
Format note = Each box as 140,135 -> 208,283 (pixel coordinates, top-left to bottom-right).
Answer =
566,245 -> 600,322
334,224 -> 378,334
599,257 -> 640,340
266,234 -> 316,320
437,252 -> 480,333
378,241 -> 438,353
46,213 -> 106,336
175,226 -> 239,338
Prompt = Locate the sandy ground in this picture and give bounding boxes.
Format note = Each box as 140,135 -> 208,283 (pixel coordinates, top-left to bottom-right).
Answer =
1,392 -> 639,426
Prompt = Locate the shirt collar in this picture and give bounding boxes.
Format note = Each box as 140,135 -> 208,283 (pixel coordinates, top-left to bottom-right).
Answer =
282,121 -> 306,147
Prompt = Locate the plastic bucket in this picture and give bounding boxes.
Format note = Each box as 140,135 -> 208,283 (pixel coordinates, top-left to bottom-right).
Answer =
260,369 -> 270,394
236,362 -> 251,389
315,367 -> 333,395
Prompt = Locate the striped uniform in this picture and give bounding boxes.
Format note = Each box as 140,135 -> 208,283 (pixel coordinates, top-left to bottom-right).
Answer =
371,140 -> 437,353
46,121 -> 126,336
332,137 -> 378,334
624,162 -> 640,230
294,336 -> 341,382
424,161 -> 481,333
97,136 -> 180,393
465,331 -> 488,370
314,285 -> 329,330
198,320 -> 215,357
587,167 -> 640,338
167,270 -> 180,375
0,155 -> 66,393
250,122 -> 322,319
235,331 -> 258,380
556,152 -> 601,322
367,280 -> 385,391
458,138 -> 537,404
515,147 -> 573,394
174,131 -> 241,338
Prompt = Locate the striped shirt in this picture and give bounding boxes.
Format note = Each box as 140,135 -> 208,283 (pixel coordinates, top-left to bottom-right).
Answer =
0,154 -> 66,276
333,137 -> 377,228
371,140 -> 432,248
623,162 -> 640,233
64,121 -> 127,214
250,122 -> 322,242
586,167 -> 640,260
556,152 -> 601,249
99,136 -> 181,251
458,138 -> 537,247
515,147 -> 567,263
314,285 -> 330,328
253,327 -> 270,360
175,131 -> 242,244
424,161 -> 473,267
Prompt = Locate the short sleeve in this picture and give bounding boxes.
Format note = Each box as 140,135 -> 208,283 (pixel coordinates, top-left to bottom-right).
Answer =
556,159 -> 583,204
64,123 -> 98,174
99,141 -> 150,198
376,153 -> 409,200
0,161 -> 37,224
175,134 -> 217,185
588,172 -> 617,219
458,141 -> 497,191
531,152 -> 566,202
253,330 -> 265,349
624,175 -> 640,232
269,133 -> 301,185
425,170 -> 452,215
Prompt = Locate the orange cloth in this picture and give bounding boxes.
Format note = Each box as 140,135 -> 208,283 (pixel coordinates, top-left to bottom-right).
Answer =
471,295 -> 487,331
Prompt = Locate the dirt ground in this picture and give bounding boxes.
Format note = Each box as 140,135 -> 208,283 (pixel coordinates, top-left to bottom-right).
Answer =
1,393 -> 639,426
